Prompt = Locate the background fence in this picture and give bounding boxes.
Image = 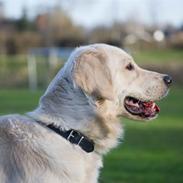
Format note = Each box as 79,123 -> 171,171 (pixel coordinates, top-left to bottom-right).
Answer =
0,47 -> 74,90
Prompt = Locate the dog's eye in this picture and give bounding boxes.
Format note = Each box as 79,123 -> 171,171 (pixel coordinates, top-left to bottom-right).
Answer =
126,63 -> 134,71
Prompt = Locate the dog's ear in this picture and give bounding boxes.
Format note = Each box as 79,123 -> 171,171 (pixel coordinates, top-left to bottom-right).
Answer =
74,50 -> 113,100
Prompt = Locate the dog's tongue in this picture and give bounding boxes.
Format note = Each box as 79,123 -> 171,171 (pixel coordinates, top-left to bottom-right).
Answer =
142,101 -> 160,116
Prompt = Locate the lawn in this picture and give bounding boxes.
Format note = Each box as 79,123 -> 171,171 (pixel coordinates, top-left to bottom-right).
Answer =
132,49 -> 183,64
0,88 -> 182,183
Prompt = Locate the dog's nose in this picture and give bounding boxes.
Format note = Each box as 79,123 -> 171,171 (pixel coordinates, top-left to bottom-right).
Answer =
163,75 -> 172,86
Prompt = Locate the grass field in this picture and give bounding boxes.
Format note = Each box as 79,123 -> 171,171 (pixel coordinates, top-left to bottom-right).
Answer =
132,49 -> 183,64
0,87 -> 182,183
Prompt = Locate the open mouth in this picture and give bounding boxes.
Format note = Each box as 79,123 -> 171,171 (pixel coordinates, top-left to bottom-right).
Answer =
124,96 -> 160,119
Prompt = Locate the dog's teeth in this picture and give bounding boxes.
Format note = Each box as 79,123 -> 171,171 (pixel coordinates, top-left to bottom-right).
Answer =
152,103 -> 155,108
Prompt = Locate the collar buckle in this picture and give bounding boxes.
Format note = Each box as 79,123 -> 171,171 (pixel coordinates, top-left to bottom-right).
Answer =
67,130 -> 84,145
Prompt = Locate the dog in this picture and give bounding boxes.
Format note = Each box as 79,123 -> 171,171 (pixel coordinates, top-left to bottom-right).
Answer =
0,44 -> 171,183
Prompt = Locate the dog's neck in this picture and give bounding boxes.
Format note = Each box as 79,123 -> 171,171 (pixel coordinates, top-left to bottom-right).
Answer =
29,75 -> 95,127
28,73 -> 123,154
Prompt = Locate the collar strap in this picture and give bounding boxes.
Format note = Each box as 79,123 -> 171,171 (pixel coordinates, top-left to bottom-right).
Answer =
47,123 -> 95,153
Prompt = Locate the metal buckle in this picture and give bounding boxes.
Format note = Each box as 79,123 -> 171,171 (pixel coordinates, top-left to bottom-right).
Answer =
77,136 -> 84,145
67,130 -> 84,145
67,130 -> 75,141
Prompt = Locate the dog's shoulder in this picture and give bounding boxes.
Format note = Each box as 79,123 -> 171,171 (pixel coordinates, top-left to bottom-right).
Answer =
0,114 -> 56,182
0,114 -> 39,143
0,114 -> 49,158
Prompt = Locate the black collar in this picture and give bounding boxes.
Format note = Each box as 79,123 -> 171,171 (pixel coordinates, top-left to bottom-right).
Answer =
46,123 -> 95,153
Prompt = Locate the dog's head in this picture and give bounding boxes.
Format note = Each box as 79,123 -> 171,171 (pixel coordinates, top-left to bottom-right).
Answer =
73,44 -> 171,121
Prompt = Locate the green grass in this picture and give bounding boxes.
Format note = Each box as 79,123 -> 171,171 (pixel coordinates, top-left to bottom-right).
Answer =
132,49 -> 183,64
0,88 -> 183,183
0,90 -> 43,114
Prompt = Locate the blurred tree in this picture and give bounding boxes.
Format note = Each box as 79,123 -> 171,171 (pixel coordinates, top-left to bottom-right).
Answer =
35,6 -> 85,47
89,23 -> 127,47
17,7 -> 35,31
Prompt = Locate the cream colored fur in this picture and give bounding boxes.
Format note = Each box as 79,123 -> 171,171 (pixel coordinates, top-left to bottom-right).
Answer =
0,44 -> 169,183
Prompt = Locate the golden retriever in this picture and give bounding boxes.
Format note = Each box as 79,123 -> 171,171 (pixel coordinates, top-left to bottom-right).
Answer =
0,44 -> 171,183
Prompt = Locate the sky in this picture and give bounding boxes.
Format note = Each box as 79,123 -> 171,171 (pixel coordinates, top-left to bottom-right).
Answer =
0,0 -> 183,28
